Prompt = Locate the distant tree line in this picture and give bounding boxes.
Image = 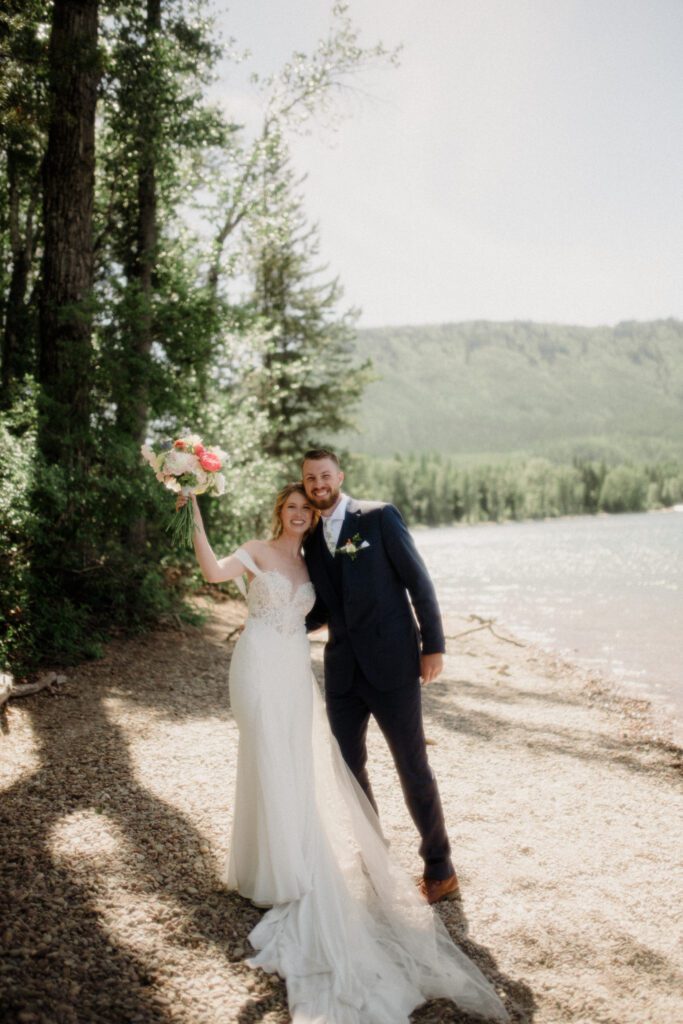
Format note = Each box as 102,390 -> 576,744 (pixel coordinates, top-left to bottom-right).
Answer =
347,453 -> 683,526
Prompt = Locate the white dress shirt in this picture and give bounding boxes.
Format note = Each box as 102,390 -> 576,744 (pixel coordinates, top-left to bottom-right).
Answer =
322,492 -> 350,553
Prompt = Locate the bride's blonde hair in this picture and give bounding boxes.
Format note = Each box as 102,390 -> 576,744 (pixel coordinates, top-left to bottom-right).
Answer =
270,482 -> 319,540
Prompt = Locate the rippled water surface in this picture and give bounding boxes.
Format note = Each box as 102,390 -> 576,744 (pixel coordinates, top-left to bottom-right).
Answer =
413,511 -> 683,729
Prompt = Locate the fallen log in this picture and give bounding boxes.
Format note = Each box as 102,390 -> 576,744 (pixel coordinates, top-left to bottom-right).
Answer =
0,671 -> 68,709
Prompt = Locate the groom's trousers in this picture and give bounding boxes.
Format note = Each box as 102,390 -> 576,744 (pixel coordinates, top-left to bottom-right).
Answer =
325,660 -> 455,881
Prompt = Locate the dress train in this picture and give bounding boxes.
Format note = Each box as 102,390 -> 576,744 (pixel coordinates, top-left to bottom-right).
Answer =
220,548 -> 509,1023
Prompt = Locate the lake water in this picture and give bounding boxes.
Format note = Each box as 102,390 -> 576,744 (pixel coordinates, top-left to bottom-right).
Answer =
412,511 -> 683,737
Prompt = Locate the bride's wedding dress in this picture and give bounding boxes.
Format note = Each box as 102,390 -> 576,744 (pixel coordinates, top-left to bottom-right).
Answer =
219,548 -> 508,1023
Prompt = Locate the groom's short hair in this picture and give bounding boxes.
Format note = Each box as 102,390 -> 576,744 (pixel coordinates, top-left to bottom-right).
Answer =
302,447 -> 340,469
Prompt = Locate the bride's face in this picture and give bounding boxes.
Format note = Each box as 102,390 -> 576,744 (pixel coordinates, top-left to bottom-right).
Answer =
280,492 -> 314,538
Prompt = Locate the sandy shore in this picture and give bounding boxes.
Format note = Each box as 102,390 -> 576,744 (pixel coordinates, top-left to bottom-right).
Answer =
1,594 -> 681,1024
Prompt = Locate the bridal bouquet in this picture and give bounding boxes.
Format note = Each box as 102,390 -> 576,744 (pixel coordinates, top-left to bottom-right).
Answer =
140,433 -> 227,548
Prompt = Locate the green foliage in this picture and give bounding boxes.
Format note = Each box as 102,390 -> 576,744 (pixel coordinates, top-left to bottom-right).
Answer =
0,0 -> 51,401
341,319 -> 683,460
244,141 -> 371,470
0,384 -> 39,671
347,451 -> 683,526
0,384 -> 181,675
0,0 -> 388,678
340,318 -> 683,528
598,466 -> 648,514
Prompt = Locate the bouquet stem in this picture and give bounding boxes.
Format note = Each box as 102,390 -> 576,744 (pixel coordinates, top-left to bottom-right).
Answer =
165,497 -> 196,549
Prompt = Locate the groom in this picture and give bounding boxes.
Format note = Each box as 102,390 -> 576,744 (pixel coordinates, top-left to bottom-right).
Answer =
301,448 -> 459,903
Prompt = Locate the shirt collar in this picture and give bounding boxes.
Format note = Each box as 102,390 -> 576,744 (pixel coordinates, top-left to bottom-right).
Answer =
325,492 -> 349,522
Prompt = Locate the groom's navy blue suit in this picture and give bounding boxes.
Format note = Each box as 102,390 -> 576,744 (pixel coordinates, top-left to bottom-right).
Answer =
304,497 -> 454,881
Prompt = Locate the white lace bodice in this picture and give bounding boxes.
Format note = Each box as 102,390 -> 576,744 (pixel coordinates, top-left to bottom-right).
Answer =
234,548 -> 315,636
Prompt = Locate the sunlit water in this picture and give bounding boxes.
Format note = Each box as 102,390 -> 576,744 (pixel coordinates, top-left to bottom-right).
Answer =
413,511 -> 683,736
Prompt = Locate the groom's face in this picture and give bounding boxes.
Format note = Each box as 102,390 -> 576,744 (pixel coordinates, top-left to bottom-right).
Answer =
302,457 -> 344,511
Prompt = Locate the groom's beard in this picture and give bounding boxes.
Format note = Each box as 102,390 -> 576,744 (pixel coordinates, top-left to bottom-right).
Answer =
308,486 -> 342,512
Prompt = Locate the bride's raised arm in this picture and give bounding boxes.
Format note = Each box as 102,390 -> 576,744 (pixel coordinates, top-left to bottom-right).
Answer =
176,492 -> 255,585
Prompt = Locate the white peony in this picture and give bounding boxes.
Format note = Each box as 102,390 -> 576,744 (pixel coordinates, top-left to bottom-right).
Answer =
162,449 -> 198,476
191,467 -> 210,494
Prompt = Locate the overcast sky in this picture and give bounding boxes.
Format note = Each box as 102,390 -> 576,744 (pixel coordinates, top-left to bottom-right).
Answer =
209,0 -> 682,328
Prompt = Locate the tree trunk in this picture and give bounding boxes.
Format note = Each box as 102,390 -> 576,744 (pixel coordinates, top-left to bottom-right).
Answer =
1,150 -> 38,408
117,0 -> 160,439
38,0 -> 100,467
117,0 -> 161,552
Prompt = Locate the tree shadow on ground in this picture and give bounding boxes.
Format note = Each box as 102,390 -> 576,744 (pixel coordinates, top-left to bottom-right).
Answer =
1,617 -> 532,1024
428,674 -> 591,711
0,622 -> 283,1023
412,895 -> 537,1024
422,678 -> 682,781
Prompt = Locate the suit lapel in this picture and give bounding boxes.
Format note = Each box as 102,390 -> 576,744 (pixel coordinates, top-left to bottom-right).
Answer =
336,501 -> 361,549
337,498 -> 363,589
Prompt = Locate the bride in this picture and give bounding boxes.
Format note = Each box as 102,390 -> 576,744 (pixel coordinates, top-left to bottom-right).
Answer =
176,482 -> 509,1024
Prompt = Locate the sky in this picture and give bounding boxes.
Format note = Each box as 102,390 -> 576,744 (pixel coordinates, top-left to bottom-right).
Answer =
208,0 -> 682,329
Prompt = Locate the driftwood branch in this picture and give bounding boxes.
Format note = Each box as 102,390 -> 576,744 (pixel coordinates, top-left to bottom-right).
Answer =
0,671 -> 68,709
445,616 -> 526,648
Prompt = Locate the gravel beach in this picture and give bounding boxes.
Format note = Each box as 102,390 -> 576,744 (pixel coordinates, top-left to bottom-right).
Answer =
1,593 -> 681,1024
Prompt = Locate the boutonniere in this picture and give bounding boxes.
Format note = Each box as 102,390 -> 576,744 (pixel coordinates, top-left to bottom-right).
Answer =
337,533 -> 370,560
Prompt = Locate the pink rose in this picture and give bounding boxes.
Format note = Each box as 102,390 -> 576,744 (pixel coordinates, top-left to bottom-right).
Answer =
194,443 -> 205,456
199,451 -> 222,472
173,439 -> 186,450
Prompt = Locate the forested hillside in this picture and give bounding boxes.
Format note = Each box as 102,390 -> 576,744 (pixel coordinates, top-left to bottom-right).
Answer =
344,319 -> 683,459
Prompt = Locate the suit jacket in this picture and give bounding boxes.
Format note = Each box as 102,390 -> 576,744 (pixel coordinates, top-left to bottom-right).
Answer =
304,498 -> 445,693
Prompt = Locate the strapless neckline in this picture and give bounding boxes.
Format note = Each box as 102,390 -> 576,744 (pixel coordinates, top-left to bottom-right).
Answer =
253,568 -> 314,600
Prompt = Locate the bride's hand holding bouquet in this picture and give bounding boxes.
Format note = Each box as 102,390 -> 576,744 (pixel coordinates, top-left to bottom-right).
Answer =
140,433 -> 227,548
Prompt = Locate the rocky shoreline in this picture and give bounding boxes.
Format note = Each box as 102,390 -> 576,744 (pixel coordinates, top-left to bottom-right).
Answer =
1,594 -> 681,1023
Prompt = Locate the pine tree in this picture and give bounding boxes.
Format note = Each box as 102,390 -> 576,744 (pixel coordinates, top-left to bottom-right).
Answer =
246,139 -> 371,466
38,0 -> 100,468
0,0 -> 50,407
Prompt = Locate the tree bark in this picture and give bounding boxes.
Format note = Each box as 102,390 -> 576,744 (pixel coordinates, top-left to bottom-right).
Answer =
116,0 -> 161,552
38,0 -> 100,466
1,149 -> 38,408
117,0 -> 160,440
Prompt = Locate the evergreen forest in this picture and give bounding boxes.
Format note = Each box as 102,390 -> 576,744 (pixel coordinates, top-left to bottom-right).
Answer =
0,0 -> 389,678
341,320 -> 683,524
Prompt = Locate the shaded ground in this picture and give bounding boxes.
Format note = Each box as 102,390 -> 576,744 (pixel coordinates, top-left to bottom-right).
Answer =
1,594 -> 681,1024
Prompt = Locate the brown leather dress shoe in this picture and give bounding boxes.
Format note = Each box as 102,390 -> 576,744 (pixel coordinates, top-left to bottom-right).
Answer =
418,872 -> 460,904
